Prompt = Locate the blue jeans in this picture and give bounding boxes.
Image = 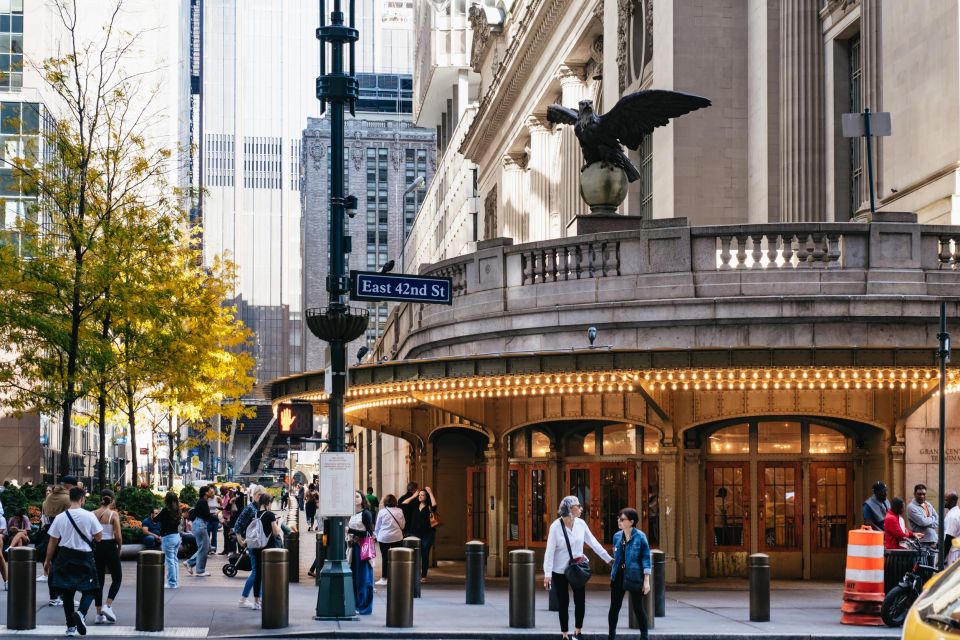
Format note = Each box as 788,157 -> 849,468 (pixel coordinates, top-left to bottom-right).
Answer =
208,520 -> 220,551
161,534 -> 181,587
186,520 -> 210,573
241,549 -> 258,598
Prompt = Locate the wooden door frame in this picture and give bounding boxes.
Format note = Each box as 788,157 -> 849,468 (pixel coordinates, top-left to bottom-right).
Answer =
565,463 -> 598,531
809,461 -> 854,554
526,463 -> 550,548
705,461 -> 751,552
564,461 -> 636,538
506,464 -> 525,548
466,464 -> 487,543
640,461 -> 660,548
757,461 -> 802,552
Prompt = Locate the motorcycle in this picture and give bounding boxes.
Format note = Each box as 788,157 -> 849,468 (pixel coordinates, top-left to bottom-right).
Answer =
881,537 -> 939,627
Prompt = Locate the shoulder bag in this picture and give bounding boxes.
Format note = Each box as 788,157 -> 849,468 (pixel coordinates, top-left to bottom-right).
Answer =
560,518 -> 592,588
51,511 -> 99,592
429,507 -> 443,528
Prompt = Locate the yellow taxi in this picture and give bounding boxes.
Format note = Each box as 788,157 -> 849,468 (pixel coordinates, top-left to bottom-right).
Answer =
903,558 -> 960,638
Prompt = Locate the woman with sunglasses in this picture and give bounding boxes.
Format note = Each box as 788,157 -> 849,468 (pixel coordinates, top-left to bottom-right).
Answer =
607,507 -> 651,640
544,495 -> 612,640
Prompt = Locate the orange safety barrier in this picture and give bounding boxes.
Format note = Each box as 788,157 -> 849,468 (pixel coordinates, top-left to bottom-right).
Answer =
841,526 -> 885,626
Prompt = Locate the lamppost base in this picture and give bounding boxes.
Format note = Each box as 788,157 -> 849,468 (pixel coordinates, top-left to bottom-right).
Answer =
314,560 -> 358,621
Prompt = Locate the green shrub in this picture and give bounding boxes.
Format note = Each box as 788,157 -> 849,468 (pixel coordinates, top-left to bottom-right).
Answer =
120,526 -> 144,544
115,486 -> 160,520
178,485 -> 199,506
0,485 -> 28,516
21,483 -> 46,506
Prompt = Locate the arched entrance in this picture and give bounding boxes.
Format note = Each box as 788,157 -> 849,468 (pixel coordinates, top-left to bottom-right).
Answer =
687,416 -> 886,579
430,427 -> 488,560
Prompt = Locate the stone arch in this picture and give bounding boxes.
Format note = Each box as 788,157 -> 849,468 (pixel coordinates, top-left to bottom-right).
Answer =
677,412 -> 890,443
505,415 -> 665,452
428,422 -> 493,448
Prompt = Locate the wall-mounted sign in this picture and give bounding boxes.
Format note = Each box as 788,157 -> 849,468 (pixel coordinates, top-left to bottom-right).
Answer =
276,403 -> 314,438
349,270 -> 452,305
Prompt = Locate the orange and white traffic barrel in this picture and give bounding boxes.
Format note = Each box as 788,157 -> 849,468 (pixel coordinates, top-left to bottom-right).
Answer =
841,526 -> 885,625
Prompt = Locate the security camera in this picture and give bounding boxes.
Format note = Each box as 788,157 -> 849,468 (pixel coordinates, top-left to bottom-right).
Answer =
587,326 -> 598,347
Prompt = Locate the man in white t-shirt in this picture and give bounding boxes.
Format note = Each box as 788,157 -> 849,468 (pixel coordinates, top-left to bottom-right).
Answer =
44,487 -> 103,637
943,492 -> 960,566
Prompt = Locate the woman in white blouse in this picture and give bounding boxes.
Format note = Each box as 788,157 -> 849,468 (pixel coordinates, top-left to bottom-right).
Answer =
544,495 -> 613,640
372,494 -> 406,586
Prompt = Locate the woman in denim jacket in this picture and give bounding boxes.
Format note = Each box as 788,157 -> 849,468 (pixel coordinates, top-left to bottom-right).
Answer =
608,507 -> 651,640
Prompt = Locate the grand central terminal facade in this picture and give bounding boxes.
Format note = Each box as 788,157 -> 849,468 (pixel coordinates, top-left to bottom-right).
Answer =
273,214 -> 960,582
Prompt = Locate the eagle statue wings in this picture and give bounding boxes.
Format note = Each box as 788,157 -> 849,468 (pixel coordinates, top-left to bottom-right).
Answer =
546,90 -> 711,182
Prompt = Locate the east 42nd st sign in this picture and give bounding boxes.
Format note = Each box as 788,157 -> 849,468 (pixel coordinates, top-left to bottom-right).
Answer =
349,270 -> 453,305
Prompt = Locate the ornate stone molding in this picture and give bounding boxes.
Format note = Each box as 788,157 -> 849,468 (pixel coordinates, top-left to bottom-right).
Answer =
592,0 -> 603,23
504,151 -> 528,170
468,4 -> 505,73
525,114 -> 553,134
556,64 -> 587,86
484,185 -> 498,240
589,35 -> 604,79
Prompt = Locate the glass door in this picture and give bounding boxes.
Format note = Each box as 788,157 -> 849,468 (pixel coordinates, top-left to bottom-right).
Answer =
640,462 -> 660,547
565,463 -> 635,546
506,463 -> 551,549
810,462 -> 853,579
759,463 -> 801,551
466,465 -> 487,542
706,462 -> 750,551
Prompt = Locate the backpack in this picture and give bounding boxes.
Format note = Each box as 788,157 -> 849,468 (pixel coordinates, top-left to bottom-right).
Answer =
245,512 -> 270,550
233,503 -> 256,541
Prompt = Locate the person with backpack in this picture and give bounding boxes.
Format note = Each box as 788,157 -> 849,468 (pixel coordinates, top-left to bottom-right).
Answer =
239,493 -> 281,611
234,488 -> 262,609
43,487 -> 103,637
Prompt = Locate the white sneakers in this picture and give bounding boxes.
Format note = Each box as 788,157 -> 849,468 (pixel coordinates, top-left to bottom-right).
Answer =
195,571 -> 212,577
65,627 -> 79,637
100,605 -> 116,623
238,597 -> 254,608
94,614 -> 107,625
183,561 -> 195,576
49,597 -> 63,607
375,578 -> 388,586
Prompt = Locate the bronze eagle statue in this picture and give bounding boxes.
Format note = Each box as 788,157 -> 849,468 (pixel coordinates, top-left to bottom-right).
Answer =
546,90 -> 711,182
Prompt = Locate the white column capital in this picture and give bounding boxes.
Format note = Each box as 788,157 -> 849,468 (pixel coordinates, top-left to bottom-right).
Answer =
556,64 -> 587,86
526,114 -> 553,134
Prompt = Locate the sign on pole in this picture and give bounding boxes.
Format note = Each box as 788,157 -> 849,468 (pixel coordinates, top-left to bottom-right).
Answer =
350,270 -> 452,305
276,403 -> 314,437
317,452 -> 355,517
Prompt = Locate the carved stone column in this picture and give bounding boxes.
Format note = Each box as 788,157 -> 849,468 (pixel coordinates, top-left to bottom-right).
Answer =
779,0 -> 824,221
501,153 -> 528,243
484,442 -> 506,576
557,65 -> 590,232
525,115 -> 555,242
659,445 -> 680,582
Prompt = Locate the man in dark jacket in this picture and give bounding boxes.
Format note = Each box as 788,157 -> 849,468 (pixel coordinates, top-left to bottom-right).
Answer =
863,481 -> 890,531
398,482 -> 418,536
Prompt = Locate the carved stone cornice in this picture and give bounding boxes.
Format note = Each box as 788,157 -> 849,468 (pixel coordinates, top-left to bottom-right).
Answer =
589,35 -> 604,79
460,0 -> 573,161
468,4 -> 505,74
504,151 -> 528,170
592,0 -> 603,23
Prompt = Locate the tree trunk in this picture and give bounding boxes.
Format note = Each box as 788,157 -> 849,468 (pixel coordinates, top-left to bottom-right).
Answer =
97,385 -> 107,491
59,263 -> 84,481
127,385 -> 138,487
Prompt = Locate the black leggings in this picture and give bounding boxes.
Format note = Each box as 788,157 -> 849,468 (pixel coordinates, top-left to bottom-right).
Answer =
378,540 -> 402,580
94,540 -> 122,606
552,571 -> 586,633
61,588 -> 95,628
608,572 -> 647,639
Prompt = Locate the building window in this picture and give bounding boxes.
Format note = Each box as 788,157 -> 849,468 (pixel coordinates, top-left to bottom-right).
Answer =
289,139 -> 300,191
205,133 -> 234,187
365,147 -> 389,344
0,0 -> 24,92
809,424 -> 851,454
356,73 -> 413,113
244,136 -> 282,189
0,100 -> 42,254
638,133 -> 653,219
404,148 -> 427,237
757,421 -> 801,454
848,34 -> 862,218
709,424 -> 750,454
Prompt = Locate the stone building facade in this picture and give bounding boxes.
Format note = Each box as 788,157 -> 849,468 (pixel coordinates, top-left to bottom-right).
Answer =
273,0 -> 960,583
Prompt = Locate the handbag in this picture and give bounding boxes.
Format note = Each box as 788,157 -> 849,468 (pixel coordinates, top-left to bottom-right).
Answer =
360,535 -> 377,561
560,518 -> 592,588
429,508 -> 443,528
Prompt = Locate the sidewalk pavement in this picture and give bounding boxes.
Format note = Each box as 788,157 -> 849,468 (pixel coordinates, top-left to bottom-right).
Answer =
0,507 -> 902,639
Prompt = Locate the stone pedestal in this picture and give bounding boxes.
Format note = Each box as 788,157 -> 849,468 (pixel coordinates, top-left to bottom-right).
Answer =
565,213 -> 646,236
579,161 -> 628,215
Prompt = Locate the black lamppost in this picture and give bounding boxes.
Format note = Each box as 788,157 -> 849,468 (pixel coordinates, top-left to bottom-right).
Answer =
307,0 -> 368,620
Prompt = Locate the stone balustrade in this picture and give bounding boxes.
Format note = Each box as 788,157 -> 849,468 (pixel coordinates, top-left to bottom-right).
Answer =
370,214 -> 960,361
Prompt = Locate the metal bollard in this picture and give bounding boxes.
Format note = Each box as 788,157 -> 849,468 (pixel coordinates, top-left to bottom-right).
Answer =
386,547 -> 415,628
402,536 -> 421,598
628,576 -> 655,630
465,540 -> 485,604
508,549 -> 535,629
285,531 -> 300,583
262,548 -> 289,629
652,549 -> 666,617
749,553 -> 770,622
7,547 -> 36,630
136,550 -> 164,632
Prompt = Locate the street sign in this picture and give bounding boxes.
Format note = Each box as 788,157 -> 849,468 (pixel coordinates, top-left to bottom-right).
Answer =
317,452 -> 355,517
841,111 -> 891,137
139,447 -> 148,455
277,403 -> 314,437
349,270 -> 452,305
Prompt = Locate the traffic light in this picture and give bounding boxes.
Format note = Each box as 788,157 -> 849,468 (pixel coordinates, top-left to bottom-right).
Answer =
276,403 -> 313,437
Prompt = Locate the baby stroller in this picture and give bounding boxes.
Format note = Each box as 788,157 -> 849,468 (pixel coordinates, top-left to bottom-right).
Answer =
222,550 -> 253,577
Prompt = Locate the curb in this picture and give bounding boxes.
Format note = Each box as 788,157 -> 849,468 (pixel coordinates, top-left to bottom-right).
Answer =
213,632 -> 898,640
